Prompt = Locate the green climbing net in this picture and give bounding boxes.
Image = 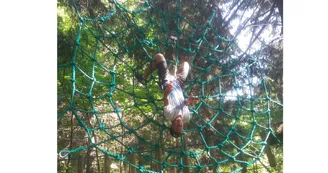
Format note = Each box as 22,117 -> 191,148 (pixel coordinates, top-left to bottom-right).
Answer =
58,0 -> 282,172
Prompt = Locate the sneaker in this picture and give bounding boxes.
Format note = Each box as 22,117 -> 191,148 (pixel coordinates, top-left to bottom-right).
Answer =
159,79 -> 167,90
135,71 -> 146,85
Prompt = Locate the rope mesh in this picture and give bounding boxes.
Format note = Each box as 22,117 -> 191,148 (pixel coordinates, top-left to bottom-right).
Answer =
58,0 -> 282,172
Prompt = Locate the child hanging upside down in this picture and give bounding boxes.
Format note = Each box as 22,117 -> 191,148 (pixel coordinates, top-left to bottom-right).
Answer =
136,53 -> 198,137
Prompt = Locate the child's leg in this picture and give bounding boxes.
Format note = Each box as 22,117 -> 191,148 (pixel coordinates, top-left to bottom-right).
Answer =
176,61 -> 190,86
144,53 -> 167,79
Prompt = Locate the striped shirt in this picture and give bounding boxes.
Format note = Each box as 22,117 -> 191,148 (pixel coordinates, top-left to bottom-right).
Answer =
164,79 -> 191,123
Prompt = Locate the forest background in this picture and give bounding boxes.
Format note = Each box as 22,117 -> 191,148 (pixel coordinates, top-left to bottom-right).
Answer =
1,0 -> 328,173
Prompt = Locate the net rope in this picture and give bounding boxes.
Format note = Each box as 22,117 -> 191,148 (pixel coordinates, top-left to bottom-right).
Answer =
58,0 -> 282,172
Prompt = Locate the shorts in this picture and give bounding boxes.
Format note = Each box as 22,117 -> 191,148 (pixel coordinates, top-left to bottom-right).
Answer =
163,61 -> 190,87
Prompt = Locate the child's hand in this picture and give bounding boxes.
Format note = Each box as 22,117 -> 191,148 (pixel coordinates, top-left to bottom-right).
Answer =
185,96 -> 199,106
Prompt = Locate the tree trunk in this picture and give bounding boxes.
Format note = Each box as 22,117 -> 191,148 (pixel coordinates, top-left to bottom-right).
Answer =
105,155 -> 111,173
120,112 -> 124,173
66,111 -> 75,173
85,113 -> 96,173
183,137 -> 190,173
130,152 -> 137,173
138,142 -> 146,167
92,134 -> 101,173
86,149 -> 94,173
95,151 -> 100,173
175,138 -> 180,173
57,159 -> 61,172
265,145 -> 277,167
154,128 -> 164,172
269,123 -> 283,145
261,132 -> 277,168
155,144 -> 163,171
78,155 -> 84,173
124,161 -> 128,173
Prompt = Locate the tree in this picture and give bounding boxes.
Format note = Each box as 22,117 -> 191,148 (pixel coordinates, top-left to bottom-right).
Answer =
58,0 -> 283,172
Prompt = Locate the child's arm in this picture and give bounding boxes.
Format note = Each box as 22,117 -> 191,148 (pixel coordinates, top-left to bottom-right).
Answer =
184,96 -> 199,106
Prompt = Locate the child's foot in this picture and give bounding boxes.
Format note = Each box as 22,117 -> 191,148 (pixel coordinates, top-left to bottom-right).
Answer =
135,71 -> 146,85
159,79 -> 168,90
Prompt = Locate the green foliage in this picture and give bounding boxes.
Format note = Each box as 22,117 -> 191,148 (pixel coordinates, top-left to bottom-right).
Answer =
58,0 -> 283,172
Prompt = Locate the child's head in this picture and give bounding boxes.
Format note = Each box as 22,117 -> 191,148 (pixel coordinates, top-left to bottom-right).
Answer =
170,115 -> 183,138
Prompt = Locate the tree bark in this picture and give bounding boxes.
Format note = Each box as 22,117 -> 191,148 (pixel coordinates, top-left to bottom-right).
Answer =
83,113 -> 96,173
57,159 -> 61,172
124,160 -> 128,173
183,137 -> 190,173
261,132 -> 277,168
155,142 -> 163,171
92,133 -> 100,173
264,145 -> 277,167
78,155 -> 84,173
130,152 -> 137,173
86,149 -> 94,173
105,155 -> 111,173
138,142 -> 146,167
270,123 -> 283,145
174,138 -> 180,173
120,112 -> 124,173
66,111 -> 75,173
